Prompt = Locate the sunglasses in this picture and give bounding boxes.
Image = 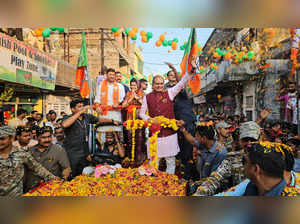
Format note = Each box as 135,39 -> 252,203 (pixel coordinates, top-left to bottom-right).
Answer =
16,126 -> 32,136
37,126 -> 53,136
16,126 -> 31,132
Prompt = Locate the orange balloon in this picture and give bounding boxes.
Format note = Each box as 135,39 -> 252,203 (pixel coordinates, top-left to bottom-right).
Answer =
129,30 -> 136,38
159,34 -> 165,41
213,52 -> 220,58
141,35 -> 148,43
225,52 -> 232,60
168,50 -> 171,53
155,40 -> 162,47
171,42 -> 177,50
140,30 -> 147,36
217,94 -> 222,99
114,31 -> 121,37
133,28 -> 139,33
34,29 -> 42,37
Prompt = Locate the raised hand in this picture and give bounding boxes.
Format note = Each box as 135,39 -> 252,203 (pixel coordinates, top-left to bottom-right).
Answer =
80,105 -> 91,114
164,62 -> 175,69
260,108 -> 272,119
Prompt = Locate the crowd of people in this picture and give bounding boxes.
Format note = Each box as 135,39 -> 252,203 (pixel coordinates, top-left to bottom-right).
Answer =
1,57 -> 300,196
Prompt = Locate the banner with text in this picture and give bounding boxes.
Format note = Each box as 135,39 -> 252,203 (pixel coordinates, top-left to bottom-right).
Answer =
0,32 -> 57,90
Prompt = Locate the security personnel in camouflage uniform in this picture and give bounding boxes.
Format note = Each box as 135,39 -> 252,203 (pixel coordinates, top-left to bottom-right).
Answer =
215,121 -> 233,151
192,121 -> 261,196
0,126 -> 58,196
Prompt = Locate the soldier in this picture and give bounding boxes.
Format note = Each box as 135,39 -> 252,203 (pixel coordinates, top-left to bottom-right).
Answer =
215,121 -> 233,151
190,121 -> 261,196
0,126 -> 58,196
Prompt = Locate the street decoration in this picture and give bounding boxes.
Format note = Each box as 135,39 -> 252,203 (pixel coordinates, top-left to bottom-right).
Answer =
34,28 -> 66,38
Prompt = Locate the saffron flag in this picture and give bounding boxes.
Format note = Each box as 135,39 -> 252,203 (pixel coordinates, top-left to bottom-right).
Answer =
75,32 -> 89,98
180,28 -> 201,94
290,28 -> 300,77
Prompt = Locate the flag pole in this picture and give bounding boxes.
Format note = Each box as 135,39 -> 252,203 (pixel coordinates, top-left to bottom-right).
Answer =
84,32 -> 96,155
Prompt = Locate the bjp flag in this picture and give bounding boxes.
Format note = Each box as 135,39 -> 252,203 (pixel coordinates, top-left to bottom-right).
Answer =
180,28 -> 201,94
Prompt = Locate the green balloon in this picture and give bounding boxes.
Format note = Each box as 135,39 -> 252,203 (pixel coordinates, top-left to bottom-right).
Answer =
247,51 -> 254,59
50,28 -> 57,31
173,38 -> 179,43
42,28 -> 51,38
180,45 -> 185,50
125,28 -> 129,36
57,28 -> 65,33
162,40 -> 168,47
131,35 -> 137,40
198,50 -> 203,55
238,58 -> 243,63
168,40 -> 172,46
146,32 -> 153,39
111,28 -> 119,33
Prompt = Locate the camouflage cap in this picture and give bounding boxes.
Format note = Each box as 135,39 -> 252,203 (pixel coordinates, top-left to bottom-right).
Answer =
215,121 -> 231,129
240,121 -> 261,140
0,126 -> 16,138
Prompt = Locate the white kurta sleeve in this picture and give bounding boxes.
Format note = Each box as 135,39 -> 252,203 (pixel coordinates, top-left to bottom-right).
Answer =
119,83 -> 126,103
139,95 -> 150,120
168,72 -> 191,101
94,82 -> 101,104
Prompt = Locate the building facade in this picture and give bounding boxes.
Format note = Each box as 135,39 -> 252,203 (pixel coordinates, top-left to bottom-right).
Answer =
194,28 -> 292,122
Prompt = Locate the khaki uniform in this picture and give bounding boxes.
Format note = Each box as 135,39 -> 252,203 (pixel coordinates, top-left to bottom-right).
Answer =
25,144 -> 70,192
194,150 -> 245,196
0,146 -> 56,196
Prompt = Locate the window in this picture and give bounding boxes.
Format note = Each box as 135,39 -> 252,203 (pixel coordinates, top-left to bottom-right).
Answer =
246,96 -> 253,109
53,103 -> 59,112
246,111 -> 253,121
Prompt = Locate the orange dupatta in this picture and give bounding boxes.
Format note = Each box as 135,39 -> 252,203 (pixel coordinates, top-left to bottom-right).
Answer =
100,80 -> 120,115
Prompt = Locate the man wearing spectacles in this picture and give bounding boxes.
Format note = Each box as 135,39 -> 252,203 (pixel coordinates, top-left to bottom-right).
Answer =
0,126 -> 58,196
24,126 -> 71,192
13,126 -> 38,151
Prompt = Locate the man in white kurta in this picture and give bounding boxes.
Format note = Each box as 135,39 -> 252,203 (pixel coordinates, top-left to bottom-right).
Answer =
139,71 -> 192,174
94,69 -> 125,144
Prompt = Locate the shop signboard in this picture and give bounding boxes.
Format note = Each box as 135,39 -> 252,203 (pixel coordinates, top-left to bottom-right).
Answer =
0,32 -> 57,90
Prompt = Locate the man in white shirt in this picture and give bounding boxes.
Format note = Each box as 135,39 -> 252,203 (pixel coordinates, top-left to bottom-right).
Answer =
94,68 -> 125,144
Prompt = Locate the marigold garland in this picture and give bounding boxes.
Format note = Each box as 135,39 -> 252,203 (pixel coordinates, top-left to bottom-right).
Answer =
24,168 -> 186,196
123,116 -> 179,168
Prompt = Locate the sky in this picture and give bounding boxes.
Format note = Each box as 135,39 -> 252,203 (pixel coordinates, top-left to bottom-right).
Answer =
133,28 -> 214,76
